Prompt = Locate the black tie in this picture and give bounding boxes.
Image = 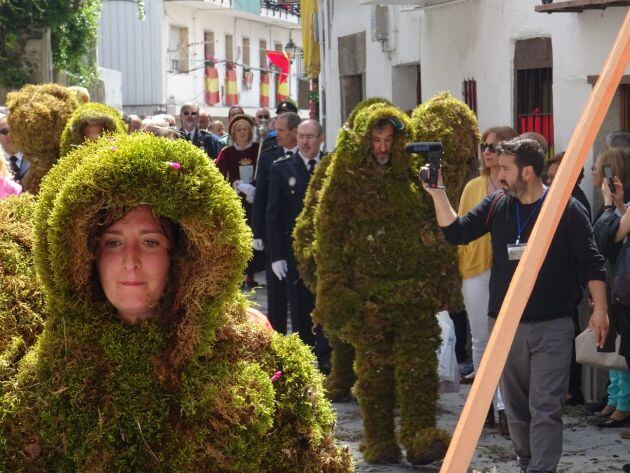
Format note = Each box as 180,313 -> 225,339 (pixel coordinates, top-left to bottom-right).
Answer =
307,159 -> 317,175
8,156 -> 19,178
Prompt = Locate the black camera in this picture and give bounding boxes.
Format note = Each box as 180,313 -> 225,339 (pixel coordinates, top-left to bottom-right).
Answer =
407,142 -> 443,188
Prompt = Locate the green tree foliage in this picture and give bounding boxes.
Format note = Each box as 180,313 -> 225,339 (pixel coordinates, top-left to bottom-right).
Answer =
0,0 -> 103,88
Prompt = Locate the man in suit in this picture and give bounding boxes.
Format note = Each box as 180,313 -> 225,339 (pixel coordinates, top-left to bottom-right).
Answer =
0,114 -> 29,184
266,119 -> 331,373
178,102 -> 223,159
252,111 -> 300,334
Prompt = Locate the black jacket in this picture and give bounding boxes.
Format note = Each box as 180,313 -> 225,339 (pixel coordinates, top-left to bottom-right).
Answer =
252,137 -> 285,241
179,128 -> 224,160
266,152 -> 323,264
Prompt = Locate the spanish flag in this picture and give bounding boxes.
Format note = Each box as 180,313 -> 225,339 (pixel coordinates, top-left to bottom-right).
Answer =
260,72 -> 269,107
225,67 -> 238,106
205,65 -> 219,105
266,50 -> 290,102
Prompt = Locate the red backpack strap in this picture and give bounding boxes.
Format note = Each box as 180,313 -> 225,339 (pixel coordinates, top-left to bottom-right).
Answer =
484,191 -> 506,228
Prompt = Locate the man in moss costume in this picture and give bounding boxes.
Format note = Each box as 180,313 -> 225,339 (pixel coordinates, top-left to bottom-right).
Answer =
293,97 -> 393,402
0,134 -> 353,472
313,96 -> 478,465
6,83 -> 79,194
59,102 -> 127,157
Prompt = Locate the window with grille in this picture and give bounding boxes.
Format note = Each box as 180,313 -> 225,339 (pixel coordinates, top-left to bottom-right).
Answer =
225,34 -> 234,63
243,37 -> 250,66
204,31 -> 215,61
168,26 -> 189,73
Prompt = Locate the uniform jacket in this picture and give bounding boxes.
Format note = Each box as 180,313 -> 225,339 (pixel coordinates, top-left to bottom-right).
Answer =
266,151 -> 325,264
180,127 -> 224,160
252,136 -> 283,241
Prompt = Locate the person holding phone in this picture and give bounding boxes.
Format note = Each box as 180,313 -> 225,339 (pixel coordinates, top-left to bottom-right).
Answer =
592,147 -> 630,428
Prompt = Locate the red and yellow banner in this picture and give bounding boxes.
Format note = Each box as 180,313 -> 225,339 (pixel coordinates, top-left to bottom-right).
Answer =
205,66 -> 219,105
260,72 -> 269,107
266,50 -> 290,103
225,67 -> 239,106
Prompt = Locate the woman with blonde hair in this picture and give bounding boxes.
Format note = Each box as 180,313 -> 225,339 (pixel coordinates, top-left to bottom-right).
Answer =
457,125 -> 518,435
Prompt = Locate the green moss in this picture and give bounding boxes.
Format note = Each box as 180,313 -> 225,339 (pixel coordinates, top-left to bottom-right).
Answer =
0,194 -> 45,385
59,102 -> 127,158
0,134 -> 352,472
312,97 -> 478,464
6,83 -> 79,194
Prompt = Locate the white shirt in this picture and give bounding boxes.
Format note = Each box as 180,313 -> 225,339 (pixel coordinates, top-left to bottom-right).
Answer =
283,145 -> 298,156
298,151 -> 320,170
4,151 -> 23,168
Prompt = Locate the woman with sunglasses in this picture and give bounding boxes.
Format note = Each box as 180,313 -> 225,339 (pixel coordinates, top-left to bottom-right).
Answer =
457,125 -> 518,435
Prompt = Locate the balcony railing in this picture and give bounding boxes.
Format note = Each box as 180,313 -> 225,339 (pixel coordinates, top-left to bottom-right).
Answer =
261,0 -> 300,18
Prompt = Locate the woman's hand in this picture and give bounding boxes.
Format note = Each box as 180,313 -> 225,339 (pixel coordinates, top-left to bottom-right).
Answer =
601,176 -> 623,208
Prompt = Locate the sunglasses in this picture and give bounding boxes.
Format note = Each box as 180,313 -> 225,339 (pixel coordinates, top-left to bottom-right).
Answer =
182,111 -> 198,116
0,128 -> 8,136
257,114 -> 270,119
480,142 -> 498,153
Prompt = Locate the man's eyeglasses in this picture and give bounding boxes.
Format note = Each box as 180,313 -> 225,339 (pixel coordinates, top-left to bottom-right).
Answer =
0,128 -> 9,136
257,114 -> 270,120
297,134 -> 318,141
480,142 -> 498,153
182,111 -> 198,116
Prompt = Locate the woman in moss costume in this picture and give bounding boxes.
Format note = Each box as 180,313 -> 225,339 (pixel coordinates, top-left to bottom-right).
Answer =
0,134 -> 353,472
293,97 -> 392,402
313,96 -> 478,465
59,102 -> 127,157
6,83 -> 79,194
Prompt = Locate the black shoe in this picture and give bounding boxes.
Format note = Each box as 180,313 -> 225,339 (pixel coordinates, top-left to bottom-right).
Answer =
598,416 -> 630,428
623,464 -> 630,473
484,405 -> 495,428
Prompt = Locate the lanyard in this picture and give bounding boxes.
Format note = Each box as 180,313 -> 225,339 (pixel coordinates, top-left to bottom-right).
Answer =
515,188 -> 548,244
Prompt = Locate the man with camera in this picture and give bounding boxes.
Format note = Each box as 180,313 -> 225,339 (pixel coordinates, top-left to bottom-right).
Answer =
422,137 -> 608,473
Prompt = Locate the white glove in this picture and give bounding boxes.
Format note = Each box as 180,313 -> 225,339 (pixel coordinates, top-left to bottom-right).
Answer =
236,182 -> 256,204
253,239 -> 264,251
271,260 -> 288,280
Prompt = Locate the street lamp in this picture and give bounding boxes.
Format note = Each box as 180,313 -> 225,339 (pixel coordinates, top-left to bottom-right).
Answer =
284,37 -> 298,63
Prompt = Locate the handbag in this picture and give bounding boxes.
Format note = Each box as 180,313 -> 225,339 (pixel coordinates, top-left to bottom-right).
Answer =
575,329 -> 628,371
611,239 -> 630,306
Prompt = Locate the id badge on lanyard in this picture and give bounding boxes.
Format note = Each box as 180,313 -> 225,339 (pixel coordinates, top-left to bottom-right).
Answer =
508,188 -> 548,261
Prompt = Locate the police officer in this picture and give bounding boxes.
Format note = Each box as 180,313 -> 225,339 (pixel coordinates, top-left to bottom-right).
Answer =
252,110 -> 300,333
266,119 -> 331,373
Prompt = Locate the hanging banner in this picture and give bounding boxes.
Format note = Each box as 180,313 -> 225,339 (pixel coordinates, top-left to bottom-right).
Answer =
260,72 -> 270,107
205,65 -> 220,105
225,67 -> 239,106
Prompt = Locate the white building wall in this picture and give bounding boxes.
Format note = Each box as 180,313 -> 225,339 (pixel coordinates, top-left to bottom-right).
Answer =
98,0 -> 164,112
322,0 -> 630,173
163,5 -> 302,116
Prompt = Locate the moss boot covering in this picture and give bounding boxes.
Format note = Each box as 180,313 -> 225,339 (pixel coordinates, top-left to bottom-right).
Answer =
0,134 -> 353,472
59,102 -> 127,158
0,194 -> 45,385
313,102 -> 461,465
6,83 -> 79,194
293,97 -> 392,403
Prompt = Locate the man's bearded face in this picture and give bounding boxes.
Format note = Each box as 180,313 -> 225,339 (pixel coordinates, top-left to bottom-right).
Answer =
370,123 -> 395,165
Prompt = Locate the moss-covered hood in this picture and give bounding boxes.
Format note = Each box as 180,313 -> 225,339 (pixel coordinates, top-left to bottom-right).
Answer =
34,132 -> 251,369
59,102 -> 127,157
336,103 -> 413,176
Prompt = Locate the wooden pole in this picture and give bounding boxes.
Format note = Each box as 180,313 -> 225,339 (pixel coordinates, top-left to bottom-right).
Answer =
440,8 -> 630,473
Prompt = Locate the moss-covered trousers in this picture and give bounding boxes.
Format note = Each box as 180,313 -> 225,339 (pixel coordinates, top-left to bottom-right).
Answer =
342,297 -> 442,455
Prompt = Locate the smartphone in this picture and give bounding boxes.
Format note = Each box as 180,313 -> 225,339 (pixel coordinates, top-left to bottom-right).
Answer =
603,164 -> 616,194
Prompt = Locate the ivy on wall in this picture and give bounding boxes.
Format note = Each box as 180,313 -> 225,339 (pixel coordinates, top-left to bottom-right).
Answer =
0,0 -> 145,88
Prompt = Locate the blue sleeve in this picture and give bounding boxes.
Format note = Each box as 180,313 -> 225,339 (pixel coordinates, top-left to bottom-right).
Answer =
252,153 -> 270,240
266,164 -> 285,262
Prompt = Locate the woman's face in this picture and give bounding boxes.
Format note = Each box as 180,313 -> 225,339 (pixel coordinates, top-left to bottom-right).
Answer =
96,206 -> 171,324
233,122 -> 252,146
481,132 -> 499,169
